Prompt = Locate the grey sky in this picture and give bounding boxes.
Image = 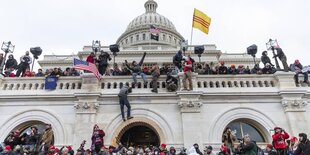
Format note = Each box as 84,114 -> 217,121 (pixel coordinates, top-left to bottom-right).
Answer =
1,0 -> 309,67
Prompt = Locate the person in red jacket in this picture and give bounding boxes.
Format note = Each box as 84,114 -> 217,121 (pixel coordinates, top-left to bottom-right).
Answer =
182,56 -> 193,91
272,127 -> 289,155
91,124 -> 105,154
86,52 -> 96,64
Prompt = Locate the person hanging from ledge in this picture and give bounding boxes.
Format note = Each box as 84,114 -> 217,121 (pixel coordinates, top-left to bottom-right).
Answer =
125,52 -> 147,87
118,84 -> 133,122
16,51 -> 32,77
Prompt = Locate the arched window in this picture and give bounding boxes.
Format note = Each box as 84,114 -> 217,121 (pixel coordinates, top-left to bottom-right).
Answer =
226,120 -> 266,142
163,34 -> 166,41
130,36 -> 133,43
143,34 -> 146,40
136,35 -> 139,41
169,36 -> 172,42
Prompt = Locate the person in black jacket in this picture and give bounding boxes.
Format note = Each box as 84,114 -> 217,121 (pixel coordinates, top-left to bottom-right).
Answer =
173,50 -> 183,73
125,52 -> 147,86
4,54 -> 18,70
294,133 -> 310,155
97,50 -> 111,76
261,51 -> 273,67
16,51 -> 32,77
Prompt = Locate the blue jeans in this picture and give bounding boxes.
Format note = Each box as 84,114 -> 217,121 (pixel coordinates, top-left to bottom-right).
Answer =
119,96 -> 131,119
132,72 -> 147,84
295,72 -> 308,83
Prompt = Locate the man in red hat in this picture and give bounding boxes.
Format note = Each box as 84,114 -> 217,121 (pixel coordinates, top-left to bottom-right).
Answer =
2,145 -> 12,155
272,127 -> 289,155
91,124 -> 105,154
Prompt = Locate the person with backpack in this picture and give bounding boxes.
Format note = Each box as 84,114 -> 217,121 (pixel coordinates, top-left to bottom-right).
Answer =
173,50 -> 183,73
272,127 -> 289,155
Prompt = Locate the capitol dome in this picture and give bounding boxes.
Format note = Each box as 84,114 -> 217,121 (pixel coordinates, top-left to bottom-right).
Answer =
116,0 -> 184,47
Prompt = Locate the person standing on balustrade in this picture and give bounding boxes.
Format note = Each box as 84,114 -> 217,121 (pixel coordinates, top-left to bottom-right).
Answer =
182,56 -> 193,91
97,50 -> 111,76
16,51 -> 32,77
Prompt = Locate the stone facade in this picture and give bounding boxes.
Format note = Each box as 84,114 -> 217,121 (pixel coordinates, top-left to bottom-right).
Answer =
0,0 -> 309,151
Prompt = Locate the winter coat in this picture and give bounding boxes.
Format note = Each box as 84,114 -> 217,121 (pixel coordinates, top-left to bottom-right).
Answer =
173,51 -> 182,69
294,139 -> 310,155
126,52 -> 146,73
91,129 -> 105,146
98,52 -> 111,66
261,55 -> 272,66
272,132 -> 289,149
242,142 -> 257,155
222,132 -> 237,147
118,85 -> 131,98
86,55 -> 95,64
40,128 -> 54,146
218,66 -> 228,74
5,58 -> 18,70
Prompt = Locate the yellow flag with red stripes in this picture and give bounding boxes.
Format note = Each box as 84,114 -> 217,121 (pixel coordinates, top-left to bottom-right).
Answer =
192,8 -> 211,35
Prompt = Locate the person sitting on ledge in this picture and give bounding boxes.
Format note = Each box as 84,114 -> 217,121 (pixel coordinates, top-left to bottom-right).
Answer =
125,52 -> 147,86
290,59 -> 309,85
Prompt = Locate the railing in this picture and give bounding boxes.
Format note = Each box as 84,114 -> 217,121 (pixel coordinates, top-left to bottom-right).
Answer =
0,72 -> 308,94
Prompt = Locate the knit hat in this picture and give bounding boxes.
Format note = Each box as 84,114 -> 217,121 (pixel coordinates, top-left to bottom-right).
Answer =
206,145 -> 213,150
5,145 -> 11,150
160,143 -> 166,148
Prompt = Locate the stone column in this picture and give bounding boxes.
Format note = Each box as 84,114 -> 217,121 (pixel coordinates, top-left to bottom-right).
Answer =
178,91 -> 203,149
72,74 -> 101,149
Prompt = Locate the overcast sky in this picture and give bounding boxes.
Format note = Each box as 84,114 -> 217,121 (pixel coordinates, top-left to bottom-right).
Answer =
1,0 -> 310,67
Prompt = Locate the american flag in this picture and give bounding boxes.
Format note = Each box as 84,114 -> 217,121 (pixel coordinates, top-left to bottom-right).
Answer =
73,58 -> 101,80
150,25 -> 160,34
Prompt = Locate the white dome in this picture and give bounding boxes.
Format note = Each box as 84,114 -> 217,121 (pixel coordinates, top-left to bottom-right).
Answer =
116,0 -> 184,47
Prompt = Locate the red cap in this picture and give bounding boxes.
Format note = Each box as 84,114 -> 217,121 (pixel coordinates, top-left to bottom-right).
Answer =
290,137 -> 298,143
295,59 -> 300,64
5,145 -> 11,150
49,145 -> 55,149
274,127 -> 282,131
66,146 -> 72,150
220,61 -> 225,65
266,144 -> 273,149
161,143 -> 166,148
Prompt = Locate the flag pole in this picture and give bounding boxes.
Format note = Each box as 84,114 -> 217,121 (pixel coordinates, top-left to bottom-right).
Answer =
190,8 -> 195,53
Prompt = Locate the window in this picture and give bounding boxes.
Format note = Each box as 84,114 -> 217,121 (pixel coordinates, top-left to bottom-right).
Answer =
169,36 -> 172,42
126,39 -> 128,44
130,36 -> 133,43
136,35 -> 139,41
143,34 -> 146,40
226,121 -> 266,142
163,34 -> 166,41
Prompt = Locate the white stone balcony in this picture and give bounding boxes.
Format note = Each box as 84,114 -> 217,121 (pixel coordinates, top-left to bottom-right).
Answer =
0,72 -> 308,97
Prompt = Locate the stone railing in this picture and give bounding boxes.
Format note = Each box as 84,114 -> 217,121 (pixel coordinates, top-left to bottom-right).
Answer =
0,76 -> 82,91
0,72 -> 307,94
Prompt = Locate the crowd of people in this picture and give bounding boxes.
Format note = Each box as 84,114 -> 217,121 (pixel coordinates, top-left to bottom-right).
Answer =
1,50 -> 309,86
1,124 -> 310,155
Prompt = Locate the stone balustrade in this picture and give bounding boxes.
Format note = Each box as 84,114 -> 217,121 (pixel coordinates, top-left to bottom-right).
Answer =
0,72 -> 308,94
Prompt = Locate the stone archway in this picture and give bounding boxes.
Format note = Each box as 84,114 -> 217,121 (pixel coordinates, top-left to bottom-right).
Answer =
110,117 -> 166,147
117,122 -> 160,146
0,109 -> 67,146
209,107 -> 276,143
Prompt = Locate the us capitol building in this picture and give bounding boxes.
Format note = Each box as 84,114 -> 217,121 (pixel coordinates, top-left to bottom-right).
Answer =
0,0 -> 309,150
